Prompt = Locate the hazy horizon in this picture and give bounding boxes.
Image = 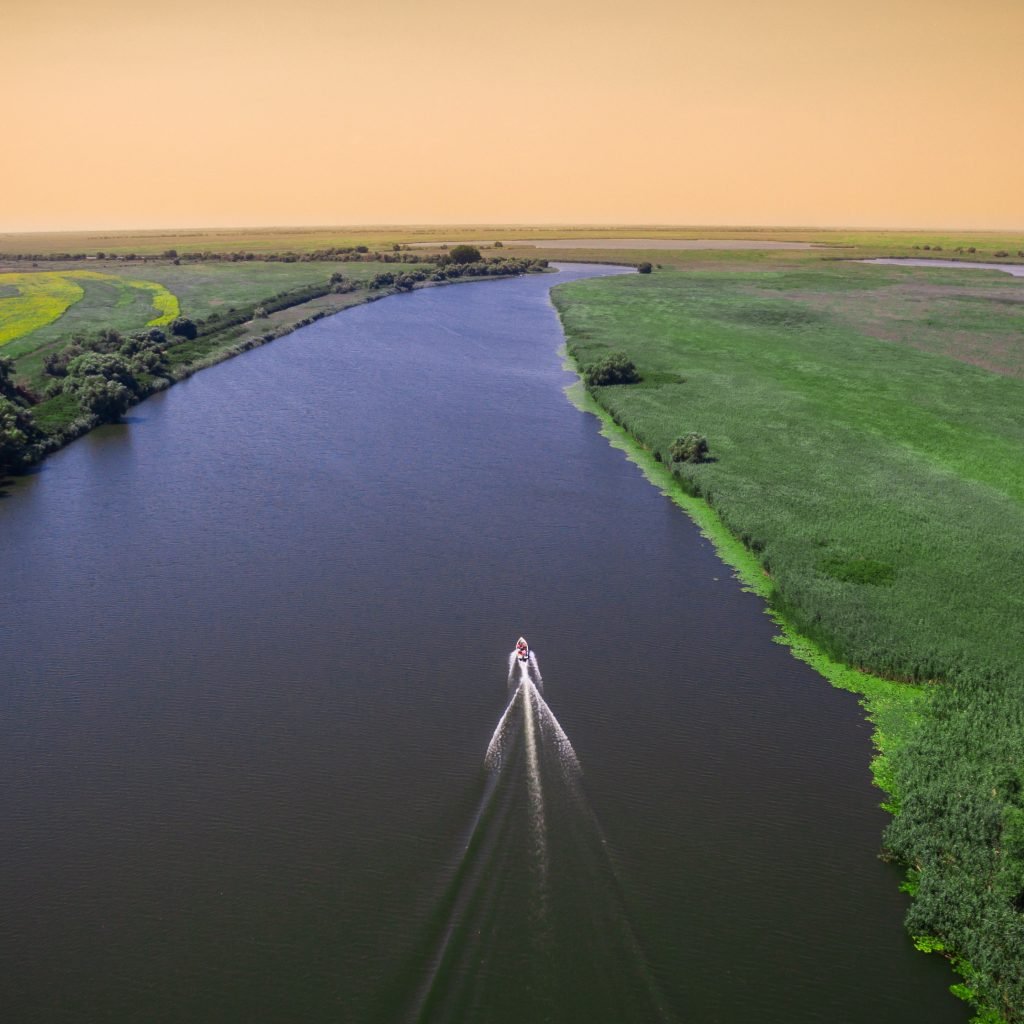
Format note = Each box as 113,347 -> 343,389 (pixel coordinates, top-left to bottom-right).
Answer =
7,0 -> 1023,232
4,221 -> 1024,238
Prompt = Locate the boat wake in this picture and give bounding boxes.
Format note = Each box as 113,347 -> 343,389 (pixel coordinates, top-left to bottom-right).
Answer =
385,647 -> 674,1024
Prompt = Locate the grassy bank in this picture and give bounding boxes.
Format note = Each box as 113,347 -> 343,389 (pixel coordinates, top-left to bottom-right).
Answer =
553,258 -> 1024,1023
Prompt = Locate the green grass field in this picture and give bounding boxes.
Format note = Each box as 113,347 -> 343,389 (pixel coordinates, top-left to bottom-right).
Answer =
0,270 -> 180,360
1,261 -> 407,387
554,258 -> 1024,1021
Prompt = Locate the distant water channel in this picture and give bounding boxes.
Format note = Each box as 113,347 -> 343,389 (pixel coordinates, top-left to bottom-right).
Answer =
0,266 -> 966,1023
861,257 -> 1024,277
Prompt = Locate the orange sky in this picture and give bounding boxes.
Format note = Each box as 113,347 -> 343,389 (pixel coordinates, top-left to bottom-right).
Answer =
5,0 -> 1023,231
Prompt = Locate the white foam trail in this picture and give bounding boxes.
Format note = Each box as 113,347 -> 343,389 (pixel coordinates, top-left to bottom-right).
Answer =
528,650 -> 543,691
532,684 -> 581,776
522,678 -> 548,883
488,649 -> 580,776
484,684 -> 522,770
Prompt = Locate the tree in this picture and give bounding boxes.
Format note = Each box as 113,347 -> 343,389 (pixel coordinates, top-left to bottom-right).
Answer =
0,355 -> 18,399
669,432 -> 709,463
170,316 -> 198,340
449,244 -> 481,264
637,262 -> 653,274
65,352 -> 138,390
0,397 -> 38,473
583,351 -> 641,386
66,376 -> 133,421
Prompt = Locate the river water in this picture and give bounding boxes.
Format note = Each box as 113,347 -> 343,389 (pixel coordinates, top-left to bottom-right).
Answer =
0,265 -> 966,1023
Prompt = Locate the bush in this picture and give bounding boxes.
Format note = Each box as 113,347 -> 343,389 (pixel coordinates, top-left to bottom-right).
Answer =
65,376 -> 133,421
669,432 -> 709,463
994,251 -> 1009,258
171,316 -> 198,340
584,352 -> 641,386
0,397 -> 39,473
638,262 -> 653,274
449,244 -> 482,265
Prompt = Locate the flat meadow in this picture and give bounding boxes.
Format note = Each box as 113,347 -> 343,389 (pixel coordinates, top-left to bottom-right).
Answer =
554,253 -> 1024,1020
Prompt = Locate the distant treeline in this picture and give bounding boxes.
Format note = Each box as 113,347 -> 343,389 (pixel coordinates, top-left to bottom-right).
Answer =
0,246 -> 515,265
0,256 -> 548,477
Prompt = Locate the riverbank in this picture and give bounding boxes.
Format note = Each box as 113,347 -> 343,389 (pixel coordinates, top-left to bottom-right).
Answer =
0,258 -> 548,479
561,372 -> 925,794
553,260 -> 1024,1024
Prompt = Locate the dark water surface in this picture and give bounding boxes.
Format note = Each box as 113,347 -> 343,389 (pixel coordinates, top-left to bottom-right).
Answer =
0,266 -> 965,1023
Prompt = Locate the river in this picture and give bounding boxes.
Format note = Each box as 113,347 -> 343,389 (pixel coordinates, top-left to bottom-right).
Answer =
0,265 -> 966,1023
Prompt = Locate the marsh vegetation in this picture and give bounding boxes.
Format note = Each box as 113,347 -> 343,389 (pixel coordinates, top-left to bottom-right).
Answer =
556,256 -> 1024,1022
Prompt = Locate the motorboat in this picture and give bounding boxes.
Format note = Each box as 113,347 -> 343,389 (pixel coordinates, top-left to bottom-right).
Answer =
516,636 -> 529,663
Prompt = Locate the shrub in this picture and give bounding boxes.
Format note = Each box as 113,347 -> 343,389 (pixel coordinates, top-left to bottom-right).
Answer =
65,352 -> 140,393
584,352 -> 641,386
638,262 -> 653,274
0,397 -> 39,473
449,244 -> 482,264
171,316 -> 198,339
994,251 -> 1009,258
668,432 -> 709,463
65,376 -> 133,421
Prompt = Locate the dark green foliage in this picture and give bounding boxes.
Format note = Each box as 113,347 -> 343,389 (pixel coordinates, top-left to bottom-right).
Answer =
0,355 -> 20,401
171,316 -> 198,339
0,397 -> 40,474
64,376 -> 133,421
669,432 -> 708,463
584,351 -> 641,386
637,262 -> 653,274
448,244 -> 482,264
62,352 -> 140,422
